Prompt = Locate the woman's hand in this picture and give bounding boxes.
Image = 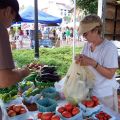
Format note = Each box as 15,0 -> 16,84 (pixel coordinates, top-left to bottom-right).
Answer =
76,54 -> 97,67
75,54 -> 81,64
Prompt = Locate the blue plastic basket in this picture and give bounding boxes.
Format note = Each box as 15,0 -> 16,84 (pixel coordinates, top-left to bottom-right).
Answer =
79,103 -> 102,117
56,106 -> 83,120
35,98 -> 57,112
92,111 -> 116,120
41,87 -> 60,100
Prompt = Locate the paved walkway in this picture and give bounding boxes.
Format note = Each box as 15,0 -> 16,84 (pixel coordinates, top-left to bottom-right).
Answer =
59,40 -> 85,48
13,38 -> 85,50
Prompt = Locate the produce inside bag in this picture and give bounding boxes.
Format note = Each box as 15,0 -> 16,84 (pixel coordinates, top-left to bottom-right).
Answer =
63,61 -> 95,104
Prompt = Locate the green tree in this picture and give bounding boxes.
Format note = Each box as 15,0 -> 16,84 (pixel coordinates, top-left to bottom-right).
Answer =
75,0 -> 98,14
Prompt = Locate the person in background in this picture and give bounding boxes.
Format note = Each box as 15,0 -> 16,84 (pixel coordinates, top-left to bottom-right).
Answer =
8,26 -> 16,49
70,27 -> 73,41
75,14 -> 119,110
29,30 -> 34,49
8,27 -> 15,43
57,28 -> 63,45
18,26 -> 24,48
65,26 -> 70,44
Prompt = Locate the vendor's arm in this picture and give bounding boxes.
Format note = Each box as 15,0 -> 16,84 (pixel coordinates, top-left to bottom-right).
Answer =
0,67 -> 30,88
76,54 -> 117,79
94,62 -> 116,79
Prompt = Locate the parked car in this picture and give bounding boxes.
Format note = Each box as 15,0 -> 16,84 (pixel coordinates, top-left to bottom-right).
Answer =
39,39 -> 53,48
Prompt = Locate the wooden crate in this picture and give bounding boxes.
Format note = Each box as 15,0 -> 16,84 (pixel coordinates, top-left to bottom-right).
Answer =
106,4 -> 115,19
117,7 -> 120,20
105,20 -> 114,34
104,34 -> 113,40
116,22 -> 120,34
106,0 -> 116,3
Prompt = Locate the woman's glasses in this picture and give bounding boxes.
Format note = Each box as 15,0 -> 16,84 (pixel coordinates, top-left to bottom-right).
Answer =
83,32 -> 88,37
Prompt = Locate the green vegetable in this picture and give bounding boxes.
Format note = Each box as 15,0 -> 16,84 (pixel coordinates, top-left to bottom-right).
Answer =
30,88 -> 42,96
25,72 -> 38,81
25,87 -> 33,97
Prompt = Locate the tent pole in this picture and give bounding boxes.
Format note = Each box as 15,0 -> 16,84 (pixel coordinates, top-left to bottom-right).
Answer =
34,0 -> 39,59
73,0 -> 76,61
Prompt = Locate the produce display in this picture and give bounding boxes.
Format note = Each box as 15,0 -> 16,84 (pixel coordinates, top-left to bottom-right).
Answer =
95,111 -> 112,120
25,72 -> 38,82
82,96 -> 100,108
37,112 -> 61,120
36,66 -> 61,83
23,65 -> 60,92
41,87 -> 60,100
79,96 -> 102,117
18,81 -> 35,93
57,102 -> 82,119
27,62 -> 43,70
7,104 -> 27,117
0,86 -> 18,103
0,63 -> 117,120
22,100 -> 37,111
23,87 -> 41,98
35,98 -> 57,112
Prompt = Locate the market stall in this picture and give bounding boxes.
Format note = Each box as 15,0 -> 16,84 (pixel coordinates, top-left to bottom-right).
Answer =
0,63 -> 120,120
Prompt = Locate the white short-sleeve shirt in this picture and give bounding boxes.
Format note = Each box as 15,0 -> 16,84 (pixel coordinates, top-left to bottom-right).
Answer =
82,39 -> 119,97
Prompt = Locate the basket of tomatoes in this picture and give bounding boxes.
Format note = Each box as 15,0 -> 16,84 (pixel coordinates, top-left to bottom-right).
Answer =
6,103 -> 29,120
92,111 -> 116,120
37,112 -> 62,120
56,102 -> 83,120
79,96 -> 102,117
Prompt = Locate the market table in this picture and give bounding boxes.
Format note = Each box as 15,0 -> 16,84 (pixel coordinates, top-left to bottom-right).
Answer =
102,105 -> 120,120
1,99 -> 120,120
26,100 -> 120,120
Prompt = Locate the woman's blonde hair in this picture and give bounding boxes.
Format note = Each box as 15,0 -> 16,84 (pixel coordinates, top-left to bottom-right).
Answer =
81,14 -> 103,34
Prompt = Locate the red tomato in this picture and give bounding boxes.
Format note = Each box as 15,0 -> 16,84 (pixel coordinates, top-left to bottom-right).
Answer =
82,100 -> 87,107
95,111 -> 111,120
8,104 -> 15,111
19,108 -> 27,114
8,110 -> 16,117
12,105 -> 21,113
94,100 -> 99,106
86,100 -> 94,108
72,107 -> 80,116
41,112 -> 54,120
62,111 -> 72,118
38,112 -> 43,119
64,103 -> 73,112
91,96 -> 99,102
51,115 -> 60,120
58,106 -> 65,113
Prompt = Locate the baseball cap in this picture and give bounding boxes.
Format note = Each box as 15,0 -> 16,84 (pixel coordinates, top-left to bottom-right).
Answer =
0,0 -> 22,22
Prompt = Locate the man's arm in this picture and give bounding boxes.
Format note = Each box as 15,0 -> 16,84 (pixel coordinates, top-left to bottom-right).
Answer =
0,68 -> 30,88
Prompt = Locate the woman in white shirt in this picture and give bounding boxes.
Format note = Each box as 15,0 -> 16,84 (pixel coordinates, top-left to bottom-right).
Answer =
75,14 -> 119,110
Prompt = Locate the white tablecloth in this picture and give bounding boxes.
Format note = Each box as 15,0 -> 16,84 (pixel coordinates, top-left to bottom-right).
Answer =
1,99 -> 120,120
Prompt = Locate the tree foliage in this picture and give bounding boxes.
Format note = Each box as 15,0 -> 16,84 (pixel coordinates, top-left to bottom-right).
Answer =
76,0 -> 98,14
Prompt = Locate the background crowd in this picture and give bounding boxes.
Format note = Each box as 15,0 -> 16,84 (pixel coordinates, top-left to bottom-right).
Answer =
8,25 -> 82,49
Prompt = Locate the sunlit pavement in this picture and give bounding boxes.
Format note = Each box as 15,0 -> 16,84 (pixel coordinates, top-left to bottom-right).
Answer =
60,40 -> 85,47
14,38 -> 85,50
